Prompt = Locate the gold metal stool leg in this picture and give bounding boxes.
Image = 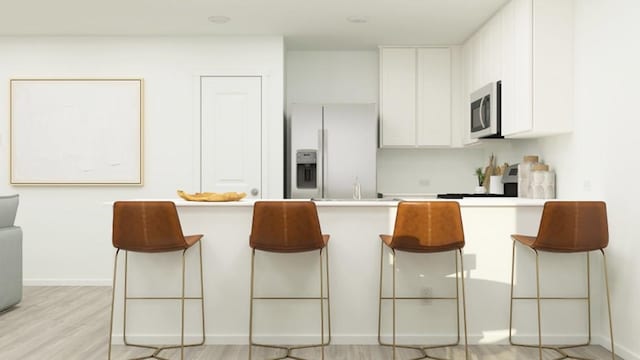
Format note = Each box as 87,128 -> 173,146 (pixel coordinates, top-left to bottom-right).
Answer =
378,244 -> 467,360
377,241 -> 385,347
108,249 -> 121,360
392,248 -> 397,360
319,248 -> 325,360
535,250 -> 543,360
458,249 -> 469,360
180,248 -> 186,360
109,243 -> 205,360
248,249 -> 255,360
324,246 -> 332,347
508,240 -> 516,347
509,242 -> 614,360
249,247 -> 331,360
602,250 -> 616,360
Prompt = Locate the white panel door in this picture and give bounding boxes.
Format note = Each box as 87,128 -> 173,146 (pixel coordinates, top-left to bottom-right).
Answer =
201,76 -> 262,198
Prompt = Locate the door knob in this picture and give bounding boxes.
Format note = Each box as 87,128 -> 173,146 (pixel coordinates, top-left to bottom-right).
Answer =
251,188 -> 259,196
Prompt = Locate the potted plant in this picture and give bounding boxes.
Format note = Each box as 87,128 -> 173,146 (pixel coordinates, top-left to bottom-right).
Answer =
475,167 -> 486,194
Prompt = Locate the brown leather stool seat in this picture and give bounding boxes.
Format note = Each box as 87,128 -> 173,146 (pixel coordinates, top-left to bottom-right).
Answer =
108,201 -> 205,360
378,201 -> 469,360
509,201 -> 615,360
248,201 -> 331,360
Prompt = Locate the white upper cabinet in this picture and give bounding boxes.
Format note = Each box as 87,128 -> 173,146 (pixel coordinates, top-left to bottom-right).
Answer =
379,46 -> 452,148
460,0 -> 573,139
458,41 -> 478,146
486,10 -> 504,86
379,48 -> 416,146
468,13 -> 502,93
502,0 -> 573,137
416,48 -> 451,146
450,45 -> 469,148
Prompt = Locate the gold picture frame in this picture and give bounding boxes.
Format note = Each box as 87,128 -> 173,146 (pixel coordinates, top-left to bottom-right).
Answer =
10,78 -> 143,185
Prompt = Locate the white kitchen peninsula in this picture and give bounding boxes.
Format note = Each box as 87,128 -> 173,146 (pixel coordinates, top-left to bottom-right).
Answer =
110,198 -> 599,346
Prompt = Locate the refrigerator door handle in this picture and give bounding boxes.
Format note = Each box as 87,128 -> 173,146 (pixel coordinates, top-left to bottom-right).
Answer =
318,129 -> 325,199
322,128 -> 328,198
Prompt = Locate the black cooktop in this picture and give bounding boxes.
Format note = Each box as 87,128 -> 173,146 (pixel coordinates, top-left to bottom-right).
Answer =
437,193 -> 515,199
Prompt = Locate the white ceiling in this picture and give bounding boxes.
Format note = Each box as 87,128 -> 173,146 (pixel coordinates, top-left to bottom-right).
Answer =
0,0 -> 509,50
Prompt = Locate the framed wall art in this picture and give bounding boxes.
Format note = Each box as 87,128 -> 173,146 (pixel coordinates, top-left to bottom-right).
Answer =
10,78 -> 143,185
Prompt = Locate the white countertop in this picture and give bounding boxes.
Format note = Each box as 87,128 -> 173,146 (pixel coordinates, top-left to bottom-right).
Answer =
139,197 -> 548,208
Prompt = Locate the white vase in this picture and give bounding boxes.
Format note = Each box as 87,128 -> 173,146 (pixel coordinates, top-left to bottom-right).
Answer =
474,186 -> 486,194
489,175 -> 504,194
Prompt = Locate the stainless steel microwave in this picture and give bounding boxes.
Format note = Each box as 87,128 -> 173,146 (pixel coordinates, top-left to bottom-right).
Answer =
470,81 -> 502,139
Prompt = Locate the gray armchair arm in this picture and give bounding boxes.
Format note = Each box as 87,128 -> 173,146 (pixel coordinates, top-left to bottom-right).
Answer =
0,226 -> 22,311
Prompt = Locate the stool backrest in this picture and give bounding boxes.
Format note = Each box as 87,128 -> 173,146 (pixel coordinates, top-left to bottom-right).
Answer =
390,201 -> 465,252
112,201 -> 188,252
250,201 -> 325,252
534,201 -> 608,252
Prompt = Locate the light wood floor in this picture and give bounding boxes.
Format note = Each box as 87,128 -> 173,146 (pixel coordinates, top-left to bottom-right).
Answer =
0,287 -> 621,360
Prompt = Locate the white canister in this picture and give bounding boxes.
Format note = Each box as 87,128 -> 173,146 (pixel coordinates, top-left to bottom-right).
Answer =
489,175 -> 504,194
529,164 -> 556,199
518,155 -> 539,198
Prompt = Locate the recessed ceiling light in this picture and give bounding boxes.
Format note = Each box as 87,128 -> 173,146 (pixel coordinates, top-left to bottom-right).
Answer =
346,16 -> 368,24
208,16 -> 231,24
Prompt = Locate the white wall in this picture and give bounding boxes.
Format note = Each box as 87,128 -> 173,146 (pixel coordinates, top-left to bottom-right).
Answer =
286,50 -> 379,109
0,36 -> 284,284
535,1 -> 640,358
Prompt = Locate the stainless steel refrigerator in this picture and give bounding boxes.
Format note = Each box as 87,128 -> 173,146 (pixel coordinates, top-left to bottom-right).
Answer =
288,103 -> 377,199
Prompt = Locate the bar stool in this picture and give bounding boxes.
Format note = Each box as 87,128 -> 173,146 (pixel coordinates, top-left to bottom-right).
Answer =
108,201 -> 205,360
509,201 -> 615,360
378,201 -> 469,360
248,201 -> 331,360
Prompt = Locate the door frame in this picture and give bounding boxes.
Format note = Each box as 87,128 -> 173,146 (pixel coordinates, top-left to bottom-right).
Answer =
192,72 -> 268,197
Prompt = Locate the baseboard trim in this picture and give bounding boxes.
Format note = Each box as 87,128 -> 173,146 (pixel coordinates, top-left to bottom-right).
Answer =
594,336 -> 639,360
24,279 -> 112,286
110,333 -> 636,356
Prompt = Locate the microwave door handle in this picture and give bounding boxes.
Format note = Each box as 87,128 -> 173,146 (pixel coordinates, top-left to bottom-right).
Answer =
482,96 -> 489,128
479,97 -> 485,128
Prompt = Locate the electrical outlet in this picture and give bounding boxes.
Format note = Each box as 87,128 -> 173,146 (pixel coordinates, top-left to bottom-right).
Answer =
422,287 -> 432,305
418,179 -> 431,187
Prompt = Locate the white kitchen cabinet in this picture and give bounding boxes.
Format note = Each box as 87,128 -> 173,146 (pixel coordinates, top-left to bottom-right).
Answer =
458,10 -> 502,146
469,32 -> 483,92
379,48 -> 416,146
450,46 -> 464,148
468,14 -> 502,94
416,48 -> 451,146
501,0 -> 573,137
379,46 -> 451,148
459,0 -> 573,140
500,0 -> 519,136
485,11 -> 503,86
454,42 -> 479,147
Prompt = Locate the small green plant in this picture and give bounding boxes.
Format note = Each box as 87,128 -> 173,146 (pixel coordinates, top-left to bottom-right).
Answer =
475,167 -> 485,186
